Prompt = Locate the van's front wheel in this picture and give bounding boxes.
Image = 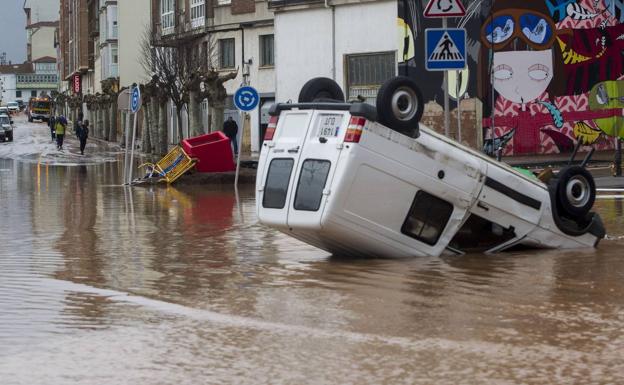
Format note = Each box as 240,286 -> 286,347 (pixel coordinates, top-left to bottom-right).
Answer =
376,76 -> 424,138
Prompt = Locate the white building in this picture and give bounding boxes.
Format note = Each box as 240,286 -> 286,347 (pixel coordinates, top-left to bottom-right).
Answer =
0,73 -> 18,104
152,0 -> 276,153
271,0 -> 396,103
118,0 -> 150,88
98,0 -> 119,82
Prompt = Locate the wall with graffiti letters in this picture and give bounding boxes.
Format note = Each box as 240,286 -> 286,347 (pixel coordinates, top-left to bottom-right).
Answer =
399,0 -> 624,156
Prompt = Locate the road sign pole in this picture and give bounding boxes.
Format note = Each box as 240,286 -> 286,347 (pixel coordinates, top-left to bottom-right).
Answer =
443,17 -> 450,137
457,70 -> 462,143
123,102 -> 132,185
129,111 -> 138,184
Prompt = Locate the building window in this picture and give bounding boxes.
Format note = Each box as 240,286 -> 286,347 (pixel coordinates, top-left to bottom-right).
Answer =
160,0 -> 174,34
346,51 -> 396,103
109,6 -> 118,39
31,91 -> 37,97
16,91 -> 22,98
259,34 -> 274,67
401,191 -> 454,246
219,38 -> 235,69
191,0 -> 205,28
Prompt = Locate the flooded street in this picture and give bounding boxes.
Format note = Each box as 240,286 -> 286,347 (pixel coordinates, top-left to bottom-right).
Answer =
1,116 -> 624,385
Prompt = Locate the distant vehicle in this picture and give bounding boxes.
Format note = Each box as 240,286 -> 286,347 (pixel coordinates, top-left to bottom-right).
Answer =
15,99 -> 25,110
256,77 -> 607,258
0,113 -> 14,142
7,101 -> 19,114
0,106 -> 9,116
28,96 -> 52,122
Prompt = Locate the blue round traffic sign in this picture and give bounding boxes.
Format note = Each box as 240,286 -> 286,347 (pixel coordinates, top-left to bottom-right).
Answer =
131,86 -> 141,113
234,86 -> 259,112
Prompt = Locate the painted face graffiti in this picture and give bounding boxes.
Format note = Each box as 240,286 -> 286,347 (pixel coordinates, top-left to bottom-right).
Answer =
491,50 -> 554,104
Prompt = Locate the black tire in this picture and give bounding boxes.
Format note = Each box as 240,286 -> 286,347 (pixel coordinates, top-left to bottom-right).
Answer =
376,76 -> 424,138
7,133 -> 12,142
298,77 -> 345,103
556,166 -> 596,218
28,117 -> 33,123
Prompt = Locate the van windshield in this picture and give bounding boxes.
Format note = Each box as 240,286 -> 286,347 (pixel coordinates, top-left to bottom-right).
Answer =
0,116 -> 10,125
32,101 -> 50,109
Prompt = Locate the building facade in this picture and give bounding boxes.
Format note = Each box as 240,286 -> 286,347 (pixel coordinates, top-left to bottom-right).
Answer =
151,0 -> 276,153
270,0 -> 396,104
118,0 -> 151,88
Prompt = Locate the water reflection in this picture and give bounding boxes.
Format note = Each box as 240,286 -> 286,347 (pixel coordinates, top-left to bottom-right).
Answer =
2,158 -> 624,384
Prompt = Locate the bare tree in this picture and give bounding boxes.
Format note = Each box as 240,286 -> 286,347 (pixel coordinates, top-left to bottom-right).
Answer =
141,25 -> 238,143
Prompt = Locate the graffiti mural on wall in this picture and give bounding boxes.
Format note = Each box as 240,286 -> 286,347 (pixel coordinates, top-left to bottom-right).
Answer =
398,0 -> 624,155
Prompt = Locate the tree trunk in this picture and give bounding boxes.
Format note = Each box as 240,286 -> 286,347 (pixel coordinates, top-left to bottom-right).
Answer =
188,91 -> 203,137
109,105 -> 117,142
103,104 -> 111,141
150,100 -> 159,154
158,102 -> 168,156
175,107 -> 184,143
120,111 -> 126,147
93,108 -> 98,139
142,106 -> 151,154
210,105 -> 225,134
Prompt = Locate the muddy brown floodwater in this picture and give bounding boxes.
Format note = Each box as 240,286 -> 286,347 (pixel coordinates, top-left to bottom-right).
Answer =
1,124 -> 624,384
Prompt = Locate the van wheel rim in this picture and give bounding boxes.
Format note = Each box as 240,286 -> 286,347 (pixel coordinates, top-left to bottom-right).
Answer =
566,175 -> 590,208
391,87 -> 418,121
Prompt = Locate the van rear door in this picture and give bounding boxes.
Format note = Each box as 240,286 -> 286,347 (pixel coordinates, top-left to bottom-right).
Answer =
286,111 -> 349,229
257,110 -> 314,229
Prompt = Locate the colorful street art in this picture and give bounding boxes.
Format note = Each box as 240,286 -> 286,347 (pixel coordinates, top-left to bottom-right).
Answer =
398,0 -> 624,156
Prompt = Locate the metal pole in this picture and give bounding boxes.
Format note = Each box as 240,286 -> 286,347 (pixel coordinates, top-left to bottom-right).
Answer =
616,138 -> 622,177
234,111 -> 244,187
443,17 -> 450,137
129,112 -> 138,184
123,110 -> 131,184
456,70 -> 461,143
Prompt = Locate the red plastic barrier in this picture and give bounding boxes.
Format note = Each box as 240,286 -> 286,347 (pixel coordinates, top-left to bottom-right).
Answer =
182,132 -> 236,173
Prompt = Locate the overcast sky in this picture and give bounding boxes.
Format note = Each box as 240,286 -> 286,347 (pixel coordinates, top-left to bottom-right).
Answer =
0,1 -> 27,64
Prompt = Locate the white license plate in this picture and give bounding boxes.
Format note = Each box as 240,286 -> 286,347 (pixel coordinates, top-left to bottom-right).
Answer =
316,114 -> 342,137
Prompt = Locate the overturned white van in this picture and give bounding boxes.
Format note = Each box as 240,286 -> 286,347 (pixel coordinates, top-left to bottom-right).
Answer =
256,77 -> 605,258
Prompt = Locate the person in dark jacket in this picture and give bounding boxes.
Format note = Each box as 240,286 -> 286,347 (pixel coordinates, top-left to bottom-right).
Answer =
223,116 -> 239,156
48,116 -> 56,141
74,112 -> 84,140
77,119 -> 89,155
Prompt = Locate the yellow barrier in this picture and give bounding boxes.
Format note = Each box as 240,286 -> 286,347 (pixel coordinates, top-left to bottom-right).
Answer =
139,146 -> 196,184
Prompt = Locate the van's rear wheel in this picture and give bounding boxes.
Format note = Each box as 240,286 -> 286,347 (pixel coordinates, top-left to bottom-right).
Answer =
376,76 -> 424,138
556,166 -> 596,218
298,77 -> 345,103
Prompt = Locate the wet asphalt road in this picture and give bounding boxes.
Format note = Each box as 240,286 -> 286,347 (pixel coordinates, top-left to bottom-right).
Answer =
1,115 -> 624,385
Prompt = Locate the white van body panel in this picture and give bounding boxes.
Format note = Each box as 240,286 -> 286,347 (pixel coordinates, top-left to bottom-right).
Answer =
257,107 -> 603,258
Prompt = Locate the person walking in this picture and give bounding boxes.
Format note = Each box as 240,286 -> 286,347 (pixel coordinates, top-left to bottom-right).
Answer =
74,112 -> 84,140
77,119 -> 89,155
55,116 -> 67,151
48,115 -> 56,142
223,116 -> 239,156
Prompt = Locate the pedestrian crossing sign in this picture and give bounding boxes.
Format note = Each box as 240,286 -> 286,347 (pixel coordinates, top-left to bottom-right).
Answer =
425,28 -> 466,71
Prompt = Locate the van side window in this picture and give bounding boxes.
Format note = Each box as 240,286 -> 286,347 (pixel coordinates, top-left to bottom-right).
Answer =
263,158 -> 294,209
294,160 -> 331,211
448,215 -> 516,253
401,191 -> 453,246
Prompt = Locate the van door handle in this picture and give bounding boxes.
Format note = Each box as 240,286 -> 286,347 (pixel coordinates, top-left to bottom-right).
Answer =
477,201 -> 490,211
288,146 -> 300,153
